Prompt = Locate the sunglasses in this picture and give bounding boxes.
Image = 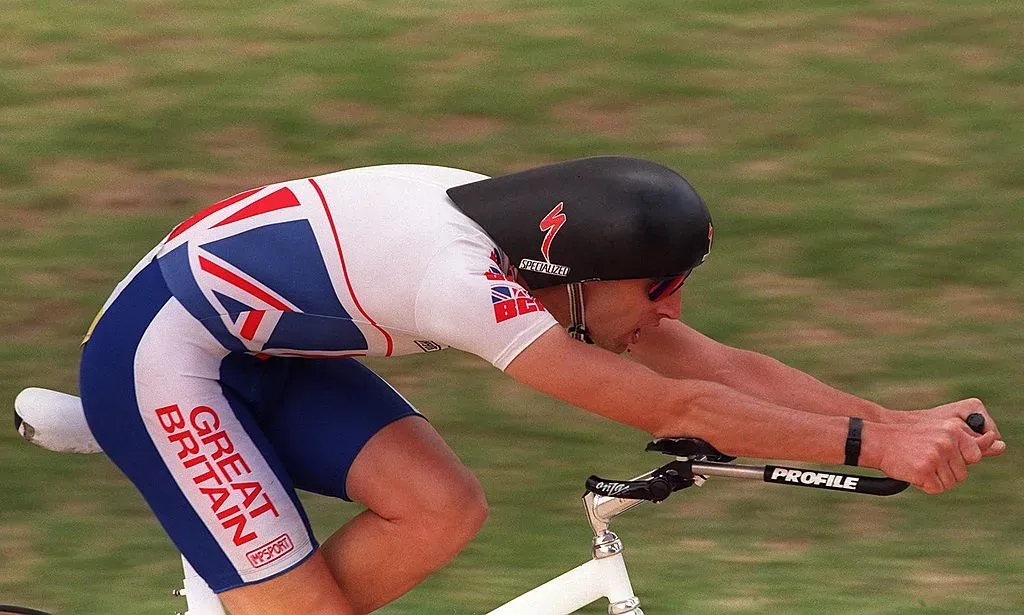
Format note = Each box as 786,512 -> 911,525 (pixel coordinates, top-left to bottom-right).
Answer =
648,269 -> 692,302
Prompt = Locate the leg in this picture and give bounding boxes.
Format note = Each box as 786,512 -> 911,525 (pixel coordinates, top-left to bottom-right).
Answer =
220,413 -> 489,615
245,357 -> 487,614
218,416 -> 487,615
218,551 -> 353,615
321,416 -> 488,613
79,266 -> 325,608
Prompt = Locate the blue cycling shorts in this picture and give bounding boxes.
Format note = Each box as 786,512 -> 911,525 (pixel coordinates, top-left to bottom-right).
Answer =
79,260 -> 421,593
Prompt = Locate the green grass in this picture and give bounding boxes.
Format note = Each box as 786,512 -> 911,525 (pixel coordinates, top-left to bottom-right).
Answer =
1,1 -> 1022,613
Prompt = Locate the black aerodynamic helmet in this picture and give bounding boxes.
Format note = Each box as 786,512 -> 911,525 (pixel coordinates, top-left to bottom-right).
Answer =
446,156 -> 713,291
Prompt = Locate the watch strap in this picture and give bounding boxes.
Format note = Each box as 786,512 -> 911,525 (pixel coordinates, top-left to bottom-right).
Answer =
845,417 -> 864,467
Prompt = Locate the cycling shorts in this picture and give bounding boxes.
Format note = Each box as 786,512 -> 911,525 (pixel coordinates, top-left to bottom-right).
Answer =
79,260 -> 421,593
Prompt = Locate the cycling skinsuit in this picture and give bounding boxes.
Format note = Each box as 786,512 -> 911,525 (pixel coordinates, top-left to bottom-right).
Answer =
78,165 -> 558,592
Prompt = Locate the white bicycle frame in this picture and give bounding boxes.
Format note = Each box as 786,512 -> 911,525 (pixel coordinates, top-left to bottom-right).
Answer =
173,482 -> 670,615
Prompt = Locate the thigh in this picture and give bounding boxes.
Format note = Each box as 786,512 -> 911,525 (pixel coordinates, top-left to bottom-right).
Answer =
80,262 -> 316,594
232,356 -> 423,501
345,412 -> 484,520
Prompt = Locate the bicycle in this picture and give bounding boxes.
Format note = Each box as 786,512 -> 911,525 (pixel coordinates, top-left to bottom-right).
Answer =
9,387 -> 986,615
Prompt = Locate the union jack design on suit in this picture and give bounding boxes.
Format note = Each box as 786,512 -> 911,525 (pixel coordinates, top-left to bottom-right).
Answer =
156,181 -> 392,357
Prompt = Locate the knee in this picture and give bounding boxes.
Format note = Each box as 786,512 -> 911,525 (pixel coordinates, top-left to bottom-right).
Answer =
421,468 -> 488,542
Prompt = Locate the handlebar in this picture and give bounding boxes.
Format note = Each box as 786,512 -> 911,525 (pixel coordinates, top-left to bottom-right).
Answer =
586,413 -> 987,502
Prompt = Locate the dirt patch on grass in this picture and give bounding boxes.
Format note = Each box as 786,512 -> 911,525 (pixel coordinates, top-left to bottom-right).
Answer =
936,286 -> 1018,322
660,127 -> 710,148
755,39 -> 867,67
950,46 -> 1002,71
819,296 -> 933,336
757,538 -> 815,557
13,42 -> 75,66
841,15 -> 932,41
4,299 -> 85,343
0,523 -> 41,583
677,538 -> 718,551
235,41 -> 278,59
840,500 -> 892,535
551,99 -> 634,136
314,99 -> 378,125
196,126 -> 278,164
907,568 -> 991,603
871,382 -> 950,410
2,208 -> 51,230
410,49 -> 495,91
752,324 -> 850,349
735,158 -> 789,180
39,159 -> 190,212
425,115 -> 505,144
451,7 -> 552,27
707,596 -> 778,611
741,272 -> 821,298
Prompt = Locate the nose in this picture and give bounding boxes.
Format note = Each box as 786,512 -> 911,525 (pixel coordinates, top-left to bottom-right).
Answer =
654,293 -> 682,320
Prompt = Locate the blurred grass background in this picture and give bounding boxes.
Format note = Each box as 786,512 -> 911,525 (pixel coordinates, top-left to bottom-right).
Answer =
1,0 -> 1021,613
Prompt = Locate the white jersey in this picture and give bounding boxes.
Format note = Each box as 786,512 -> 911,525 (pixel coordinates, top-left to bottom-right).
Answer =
122,165 -> 558,370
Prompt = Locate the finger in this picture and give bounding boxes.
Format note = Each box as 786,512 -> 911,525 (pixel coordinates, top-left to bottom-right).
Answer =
984,419 -> 1002,441
948,455 -> 968,484
973,431 -> 1002,458
934,460 -> 957,492
978,435 -> 1003,456
958,433 -> 984,465
918,478 -> 943,495
958,422 -> 1003,455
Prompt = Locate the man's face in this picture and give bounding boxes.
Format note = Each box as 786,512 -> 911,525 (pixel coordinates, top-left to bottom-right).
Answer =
582,278 -> 684,353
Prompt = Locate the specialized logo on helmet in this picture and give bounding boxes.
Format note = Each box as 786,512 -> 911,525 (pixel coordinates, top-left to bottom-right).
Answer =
519,202 -> 571,277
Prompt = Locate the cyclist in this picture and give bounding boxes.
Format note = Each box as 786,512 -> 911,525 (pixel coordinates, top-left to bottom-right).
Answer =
78,156 -> 1005,615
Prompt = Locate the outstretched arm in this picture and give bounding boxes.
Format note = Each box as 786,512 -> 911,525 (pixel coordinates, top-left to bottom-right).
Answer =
626,319 -> 893,421
627,319 -> 1004,452
505,325 -> 1001,495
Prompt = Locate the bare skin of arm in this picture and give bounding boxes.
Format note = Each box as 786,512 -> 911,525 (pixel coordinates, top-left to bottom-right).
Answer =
627,319 -> 893,421
627,319 -> 1005,448
506,325 -> 1002,495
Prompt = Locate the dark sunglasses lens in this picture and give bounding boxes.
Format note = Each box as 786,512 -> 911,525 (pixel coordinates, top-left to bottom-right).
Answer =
648,273 -> 688,301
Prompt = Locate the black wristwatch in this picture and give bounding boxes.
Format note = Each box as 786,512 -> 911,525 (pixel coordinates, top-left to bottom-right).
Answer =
845,417 -> 863,466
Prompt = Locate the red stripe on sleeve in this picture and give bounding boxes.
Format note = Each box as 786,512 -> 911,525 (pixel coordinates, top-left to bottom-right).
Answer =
212,187 -> 302,228
168,187 -> 263,241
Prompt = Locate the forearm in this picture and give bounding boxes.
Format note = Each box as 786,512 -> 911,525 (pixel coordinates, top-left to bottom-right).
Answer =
630,321 -> 893,423
720,347 -> 890,422
650,378 -> 854,465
